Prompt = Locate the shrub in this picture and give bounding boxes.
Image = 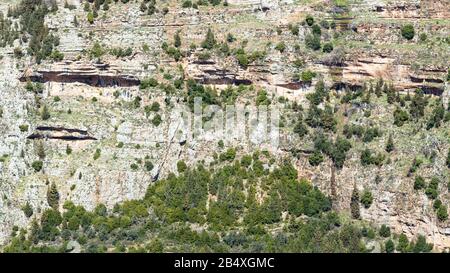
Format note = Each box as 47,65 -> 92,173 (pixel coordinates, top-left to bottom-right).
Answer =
350,186 -> 360,219
22,202 -> 33,218
293,121 -> 308,138
236,53 -> 249,69
437,206 -> 448,222
433,199 -> 442,210
31,160 -> 43,172
411,235 -> 433,252
93,149 -> 101,160
182,0 -> 192,8
275,42 -> 286,53
385,134 -> 395,152
177,161 -> 187,173
401,24 -> 415,40
220,148 -> 236,162
393,107 -> 409,126
226,33 -> 236,43
87,12 -> 94,24
201,28 -> 216,50
19,124 -> 29,132
145,161 -> 154,172
305,15 -> 314,26
379,224 -> 391,237
289,24 -> 299,36
447,149 -> 450,168
300,70 -> 316,83
152,114 -> 162,126
385,239 -> 395,253
41,105 -> 50,120
174,31 -> 182,48
311,24 -> 321,36
140,78 -> 159,89
322,42 -> 333,53
419,33 -> 427,42
89,42 -> 106,59
320,20 -> 330,29
47,182 -> 60,210
50,50 -> 64,61
308,150 -> 323,166
305,34 -> 321,50
397,234 -> 409,253
66,145 -> 72,155
414,176 -> 426,190
360,190 -> 373,208
425,177 -> 439,200
255,90 -> 271,106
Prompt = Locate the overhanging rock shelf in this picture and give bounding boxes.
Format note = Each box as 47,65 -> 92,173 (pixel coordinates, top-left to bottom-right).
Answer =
19,61 -> 140,87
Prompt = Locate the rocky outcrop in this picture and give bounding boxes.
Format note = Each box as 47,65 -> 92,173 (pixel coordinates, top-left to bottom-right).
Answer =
27,126 -> 97,141
324,56 -> 447,94
19,61 -> 140,87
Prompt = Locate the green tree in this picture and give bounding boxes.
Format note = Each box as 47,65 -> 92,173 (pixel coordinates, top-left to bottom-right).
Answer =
308,150 -> 323,166
379,224 -> 391,238
385,134 -> 395,152
31,160 -> 43,172
177,160 -> 187,173
437,206 -> 448,222
275,42 -> 286,53
413,176 -> 426,190
385,239 -> 395,253
305,15 -> 314,26
41,105 -> 50,120
350,185 -> 360,219
174,31 -> 182,48
201,28 -> 216,50
446,149 -> 450,168
360,190 -> 373,209
22,202 -> 33,218
294,121 -> 308,138
322,42 -> 333,53
397,233 -> 409,253
47,182 -> 60,210
305,34 -> 321,51
412,235 -> 433,253
401,24 -> 415,40
87,11 -> 94,24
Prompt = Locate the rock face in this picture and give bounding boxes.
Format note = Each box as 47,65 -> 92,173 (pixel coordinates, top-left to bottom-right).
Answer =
0,0 -> 449,251
27,126 -> 97,141
20,61 -> 140,87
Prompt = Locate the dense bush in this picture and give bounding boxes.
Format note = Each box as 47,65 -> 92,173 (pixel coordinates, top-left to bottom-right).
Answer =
360,190 -> 373,209
322,42 -> 333,53
401,24 -> 415,40
305,34 -> 321,50
414,176 -> 426,190
31,160 -> 43,172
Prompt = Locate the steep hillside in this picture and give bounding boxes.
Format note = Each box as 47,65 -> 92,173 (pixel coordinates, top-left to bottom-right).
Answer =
0,0 -> 449,252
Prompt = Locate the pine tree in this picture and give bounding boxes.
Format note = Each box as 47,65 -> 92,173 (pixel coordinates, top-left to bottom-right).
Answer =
447,149 -> 450,168
350,185 -> 360,219
35,140 -> 46,159
73,15 -> 79,27
140,1 -> 147,12
41,105 -> 50,120
385,239 -> 395,253
22,202 -> 33,218
385,134 -> 394,152
174,31 -> 181,48
201,28 -> 216,49
47,182 -> 60,210
397,233 -> 409,253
